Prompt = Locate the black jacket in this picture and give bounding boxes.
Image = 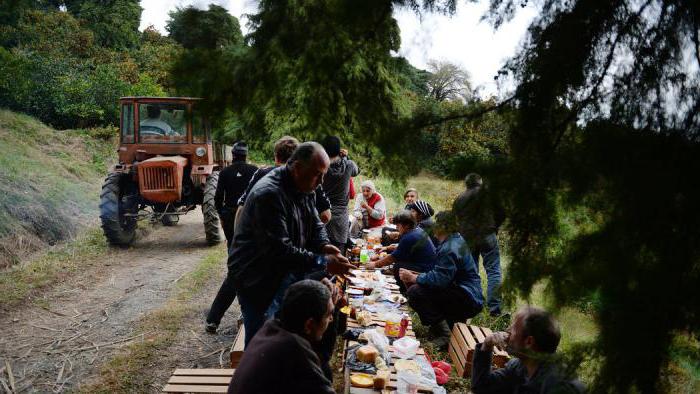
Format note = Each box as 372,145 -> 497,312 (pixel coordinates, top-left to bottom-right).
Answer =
229,166 -> 330,304
228,319 -> 335,394
238,166 -> 331,213
452,184 -> 505,245
214,161 -> 258,211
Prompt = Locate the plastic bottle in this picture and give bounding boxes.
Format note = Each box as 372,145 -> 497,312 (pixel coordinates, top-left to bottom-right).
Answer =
384,312 -> 401,337
399,314 -> 409,338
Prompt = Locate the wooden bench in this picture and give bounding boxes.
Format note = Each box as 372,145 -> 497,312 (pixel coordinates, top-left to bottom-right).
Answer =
448,323 -> 510,378
229,325 -> 245,368
162,369 -> 234,393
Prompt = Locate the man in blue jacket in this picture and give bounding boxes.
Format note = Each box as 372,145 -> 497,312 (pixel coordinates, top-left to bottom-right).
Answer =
399,211 -> 484,349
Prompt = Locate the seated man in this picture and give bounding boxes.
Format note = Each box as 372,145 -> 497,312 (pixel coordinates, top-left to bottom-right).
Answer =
139,105 -> 174,135
472,307 -> 586,393
399,211 -> 484,349
228,280 -> 337,394
384,199 -> 436,246
367,210 -> 436,293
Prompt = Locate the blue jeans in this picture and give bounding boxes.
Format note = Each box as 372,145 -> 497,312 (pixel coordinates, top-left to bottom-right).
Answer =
471,233 -> 502,314
238,273 -> 298,346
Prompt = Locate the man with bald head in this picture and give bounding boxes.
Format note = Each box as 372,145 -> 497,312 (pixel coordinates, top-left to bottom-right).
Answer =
229,142 -> 356,345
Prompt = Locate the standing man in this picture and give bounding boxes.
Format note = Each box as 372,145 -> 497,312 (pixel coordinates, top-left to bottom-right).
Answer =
320,136 -> 359,252
214,142 -> 258,249
206,142 -> 257,334
471,307 -> 585,393
230,142 -> 355,345
399,211 -> 484,349
452,173 -> 506,316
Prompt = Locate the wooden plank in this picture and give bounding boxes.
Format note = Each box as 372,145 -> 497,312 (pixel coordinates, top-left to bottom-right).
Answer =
229,326 -> 245,368
449,343 -> 465,377
162,384 -> 229,393
168,376 -> 231,385
172,369 -> 235,377
457,323 -> 477,349
452,324 -> 471,358
470,325 -> 486,343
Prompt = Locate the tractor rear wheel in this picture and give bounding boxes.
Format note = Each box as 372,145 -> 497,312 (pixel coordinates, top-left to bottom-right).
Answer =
202,172 -> 221,245
99,173 -> 137,246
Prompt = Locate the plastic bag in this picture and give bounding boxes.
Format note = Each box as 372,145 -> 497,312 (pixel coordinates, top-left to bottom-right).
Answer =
393,336 -> 420,359
397,370 -> 421,394
363,327 -> 390,353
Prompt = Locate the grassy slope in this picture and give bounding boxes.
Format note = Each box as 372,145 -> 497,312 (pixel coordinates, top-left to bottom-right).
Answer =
0,109 -> 114,267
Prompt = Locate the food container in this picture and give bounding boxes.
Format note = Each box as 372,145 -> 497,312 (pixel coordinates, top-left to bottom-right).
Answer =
384,312 -> 401,337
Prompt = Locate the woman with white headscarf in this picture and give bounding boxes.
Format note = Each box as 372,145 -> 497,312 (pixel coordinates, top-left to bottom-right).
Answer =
350,180 -> 386,237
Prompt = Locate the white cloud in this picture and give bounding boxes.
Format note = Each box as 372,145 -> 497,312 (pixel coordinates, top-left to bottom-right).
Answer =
394,1 -> 537,97
139,0 -> 535,95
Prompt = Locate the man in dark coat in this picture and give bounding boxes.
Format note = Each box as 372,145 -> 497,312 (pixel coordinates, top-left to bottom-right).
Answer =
205,142 -> 257,333
214,142 -> 258,249
320,136 -> 359,251
228,280 -> 337,394
230,142 -> 355,345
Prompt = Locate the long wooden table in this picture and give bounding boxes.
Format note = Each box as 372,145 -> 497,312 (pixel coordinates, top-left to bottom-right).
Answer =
341,270 -> 435,393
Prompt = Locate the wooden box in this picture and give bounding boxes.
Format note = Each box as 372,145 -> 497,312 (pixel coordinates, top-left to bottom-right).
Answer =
448,323 -> 510,378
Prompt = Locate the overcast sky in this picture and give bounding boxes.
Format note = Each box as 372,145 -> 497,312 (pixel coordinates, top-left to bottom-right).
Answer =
139,0 -> 537,97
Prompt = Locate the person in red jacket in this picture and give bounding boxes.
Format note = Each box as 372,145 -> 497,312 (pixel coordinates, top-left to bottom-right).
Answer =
350,180 -> 386,237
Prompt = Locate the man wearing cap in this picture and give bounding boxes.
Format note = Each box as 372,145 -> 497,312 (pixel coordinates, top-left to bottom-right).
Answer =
215,142 -> 258,249
207,142 -> 257,333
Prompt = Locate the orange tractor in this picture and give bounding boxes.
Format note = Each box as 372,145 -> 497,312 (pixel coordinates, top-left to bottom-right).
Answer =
100,97 -> 230,246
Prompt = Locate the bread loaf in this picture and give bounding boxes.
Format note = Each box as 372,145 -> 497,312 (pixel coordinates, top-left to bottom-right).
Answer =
356,345 -> 379,363
374,370 -> 390,389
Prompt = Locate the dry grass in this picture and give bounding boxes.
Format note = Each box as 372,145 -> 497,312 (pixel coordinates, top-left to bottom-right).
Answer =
77,245 -> 227,393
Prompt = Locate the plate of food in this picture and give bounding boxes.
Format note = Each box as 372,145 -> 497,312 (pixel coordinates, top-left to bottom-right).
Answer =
384,283 -> 400,290
389,294 -> 407,304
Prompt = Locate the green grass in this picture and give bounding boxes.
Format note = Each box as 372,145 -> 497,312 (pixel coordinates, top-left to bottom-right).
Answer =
0,228 -> 108,307
78,246 -> 228,393
0,109 -> 116,265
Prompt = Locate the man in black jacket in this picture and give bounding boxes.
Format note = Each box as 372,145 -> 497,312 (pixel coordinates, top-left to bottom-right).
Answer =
214,142 -> 258,249
205,142 -> 257,334
227,280 -> 337,394
230,142 -> 355,345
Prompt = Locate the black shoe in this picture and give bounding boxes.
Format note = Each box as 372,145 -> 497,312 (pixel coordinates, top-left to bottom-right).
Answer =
205,321 -> 218,334
489,309 -> 502,317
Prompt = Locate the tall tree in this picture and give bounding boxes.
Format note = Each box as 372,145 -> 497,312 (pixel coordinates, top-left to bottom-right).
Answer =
64,0 -> 142,50
466,0 -> 700,392
166,4 -> 243,50
426,59 -> 472,101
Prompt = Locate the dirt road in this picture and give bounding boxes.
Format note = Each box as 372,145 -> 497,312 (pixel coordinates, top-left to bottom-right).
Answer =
0,211 -> 239,393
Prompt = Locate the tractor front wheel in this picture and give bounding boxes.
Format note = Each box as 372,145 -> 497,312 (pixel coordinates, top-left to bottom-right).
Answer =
99,173 -> 137,246
202,172 -> 221,245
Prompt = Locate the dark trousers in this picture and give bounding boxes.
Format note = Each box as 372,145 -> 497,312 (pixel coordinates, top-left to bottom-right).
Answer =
207,272 -> 237,325
406,283 -> 483,326
220,208 -> 236,249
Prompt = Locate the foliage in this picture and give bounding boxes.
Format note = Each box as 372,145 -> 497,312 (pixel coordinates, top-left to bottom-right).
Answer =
461,0 -> 700,391
65,0 -> 142,50
166,4 -> 243,50
0,9 -> 168,128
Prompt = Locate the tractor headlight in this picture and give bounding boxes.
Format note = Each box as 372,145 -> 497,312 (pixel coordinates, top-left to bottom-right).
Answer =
195,147 -> 206,157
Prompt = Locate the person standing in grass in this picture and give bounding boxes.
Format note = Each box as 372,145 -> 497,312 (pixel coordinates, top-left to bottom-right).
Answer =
453,173 -> 506,316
